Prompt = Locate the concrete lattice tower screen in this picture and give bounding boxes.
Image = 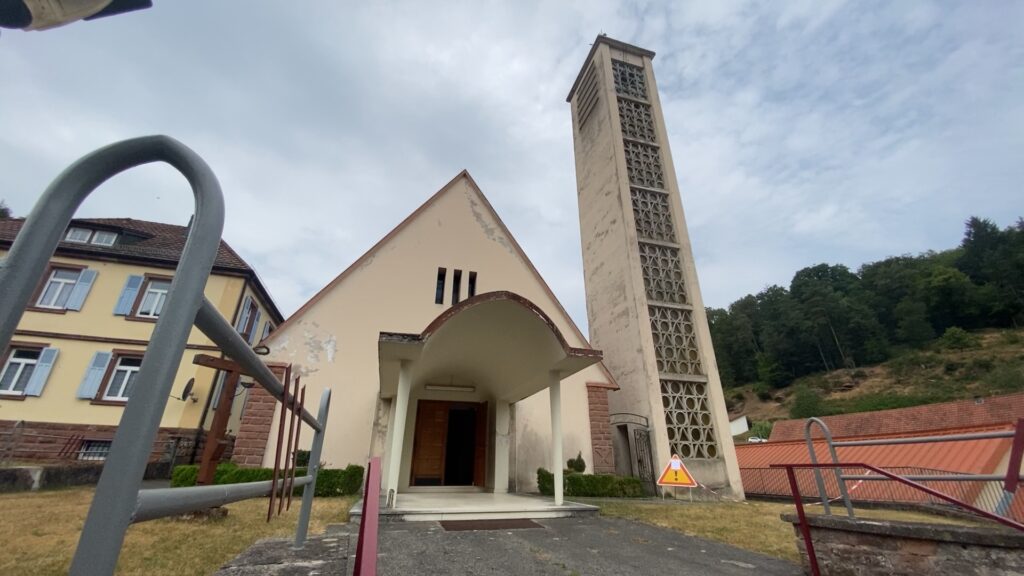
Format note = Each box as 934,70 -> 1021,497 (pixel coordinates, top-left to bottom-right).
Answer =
568,36 -> 743,494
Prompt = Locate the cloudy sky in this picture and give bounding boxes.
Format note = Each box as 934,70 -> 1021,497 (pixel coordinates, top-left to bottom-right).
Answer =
2,1 -> 1021,333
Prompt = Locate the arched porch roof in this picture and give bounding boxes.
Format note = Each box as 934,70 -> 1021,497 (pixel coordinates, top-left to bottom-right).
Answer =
378,291 -> 603,402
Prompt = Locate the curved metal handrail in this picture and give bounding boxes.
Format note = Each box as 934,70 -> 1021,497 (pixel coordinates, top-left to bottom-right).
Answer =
0,136 -> 225,575
804,417 -> 854,517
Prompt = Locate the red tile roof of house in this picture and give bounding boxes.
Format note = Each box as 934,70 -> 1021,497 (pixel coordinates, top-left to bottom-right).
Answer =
0,216 -> 283,323
0,217 -> 251,272
769,391 -> 1024,442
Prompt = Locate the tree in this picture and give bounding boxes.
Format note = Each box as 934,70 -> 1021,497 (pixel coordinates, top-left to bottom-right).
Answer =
894,298 -> 934,347
0,200 -> 11,218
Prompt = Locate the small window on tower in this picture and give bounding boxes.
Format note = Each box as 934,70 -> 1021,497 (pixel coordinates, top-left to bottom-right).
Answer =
468,271 -> 477,298
452,269 -> 462,305
435,268 -> 446,304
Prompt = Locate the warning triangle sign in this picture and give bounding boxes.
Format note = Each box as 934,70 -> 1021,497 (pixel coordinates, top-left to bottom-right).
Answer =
657,454 -> 698,487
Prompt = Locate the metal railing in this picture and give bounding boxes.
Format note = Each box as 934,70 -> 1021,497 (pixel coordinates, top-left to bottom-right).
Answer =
802,416 -> 1024,518
774,462 -> 1024,576
0,136 -> 332,575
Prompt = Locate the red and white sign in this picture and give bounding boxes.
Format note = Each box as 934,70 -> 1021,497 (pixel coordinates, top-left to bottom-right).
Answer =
657,454 -> 698,488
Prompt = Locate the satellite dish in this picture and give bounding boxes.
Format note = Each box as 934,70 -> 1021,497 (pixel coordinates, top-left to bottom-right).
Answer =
177,378 -> 195,402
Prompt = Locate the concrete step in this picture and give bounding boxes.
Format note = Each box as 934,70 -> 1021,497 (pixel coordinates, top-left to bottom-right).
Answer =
349,494 -> 599,523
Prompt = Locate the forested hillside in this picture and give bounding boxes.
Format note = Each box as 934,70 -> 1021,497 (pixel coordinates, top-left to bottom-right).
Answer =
708,217 -> 1024,394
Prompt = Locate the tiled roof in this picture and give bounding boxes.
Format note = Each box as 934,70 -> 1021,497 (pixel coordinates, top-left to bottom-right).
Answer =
769,391 -> 1024,442
735,426 -> 1021,520
0,217 -> 251,272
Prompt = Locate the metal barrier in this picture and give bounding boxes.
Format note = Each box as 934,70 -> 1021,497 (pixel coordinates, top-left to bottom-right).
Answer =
774,462 -> 1024,576
0,136 -> 332,575
803,416 -> 1024,519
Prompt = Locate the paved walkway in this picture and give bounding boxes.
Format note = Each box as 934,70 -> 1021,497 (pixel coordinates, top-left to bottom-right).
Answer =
217,517 -> 801,575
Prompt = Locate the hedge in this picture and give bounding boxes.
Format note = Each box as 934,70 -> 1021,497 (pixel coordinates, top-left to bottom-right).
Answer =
536,468 -> 645,498
171,463 -> 364,497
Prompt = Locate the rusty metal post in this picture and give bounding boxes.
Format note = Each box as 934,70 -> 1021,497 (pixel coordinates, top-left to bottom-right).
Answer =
197,370 -> 240,485
279,374 -> 300,516
268,365 -> 292,521
287,384 -> 305,511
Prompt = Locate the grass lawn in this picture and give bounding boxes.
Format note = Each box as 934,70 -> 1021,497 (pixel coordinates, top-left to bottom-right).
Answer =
590,498 -> 978,563
0,487 -> 357,576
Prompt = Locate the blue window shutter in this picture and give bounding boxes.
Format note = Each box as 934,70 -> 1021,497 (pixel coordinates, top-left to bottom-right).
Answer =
114,275 -> 144,315
235,295 -> 253,331
65,269 -> 97,311
248,309 -> 262,344
24,347 -> 59,397
77,351 -> 112,399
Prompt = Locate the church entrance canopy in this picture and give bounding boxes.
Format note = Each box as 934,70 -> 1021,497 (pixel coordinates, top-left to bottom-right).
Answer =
377,291 -> 602,509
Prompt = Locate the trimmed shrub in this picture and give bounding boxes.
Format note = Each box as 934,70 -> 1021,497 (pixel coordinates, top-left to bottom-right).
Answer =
536,468 -> 644,498
295,450 -> 311,467
566,452 -> 586,474
316,465 -> 364,496
170,463 -> 363,497
537,468 -> 553,496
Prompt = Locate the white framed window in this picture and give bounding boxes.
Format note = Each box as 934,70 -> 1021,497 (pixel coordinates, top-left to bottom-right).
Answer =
0,348 -> 40,395
90,230 -> 117,246
64,227 -> 118,246
136,279 -> 171,318
36,268 -> 81,309
65,227 -> 93,243
103,356 -> 142,400
78,440 -> 112,461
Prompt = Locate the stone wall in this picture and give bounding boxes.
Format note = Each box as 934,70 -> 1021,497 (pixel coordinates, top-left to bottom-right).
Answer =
232,386 -> 276,467
0,419 -> 204,464
782,513 -> 1024,575
587,385 -> 615,474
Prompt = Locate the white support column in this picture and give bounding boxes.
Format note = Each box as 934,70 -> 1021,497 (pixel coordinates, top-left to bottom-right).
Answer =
494,400 -> 511,493
384,361 -> 411,508
549,371 -> 563,506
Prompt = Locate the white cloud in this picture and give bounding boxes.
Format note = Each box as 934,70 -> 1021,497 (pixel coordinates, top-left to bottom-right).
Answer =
1,0 -> 1021,334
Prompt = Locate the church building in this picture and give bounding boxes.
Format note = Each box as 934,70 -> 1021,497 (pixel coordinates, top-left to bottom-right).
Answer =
242,36 -> 743,515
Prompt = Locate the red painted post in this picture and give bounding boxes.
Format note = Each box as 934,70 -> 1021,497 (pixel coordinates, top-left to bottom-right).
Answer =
1004,419 -> 1024,494
354,457 -> 381,576
785,466 -> 821,576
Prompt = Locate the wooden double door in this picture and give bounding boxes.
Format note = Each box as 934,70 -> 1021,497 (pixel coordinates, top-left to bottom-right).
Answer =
410,400 -> 487,487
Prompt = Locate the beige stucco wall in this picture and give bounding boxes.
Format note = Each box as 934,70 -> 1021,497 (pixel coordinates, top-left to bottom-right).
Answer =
263,175 -> 609,491
0,251 -> 269,431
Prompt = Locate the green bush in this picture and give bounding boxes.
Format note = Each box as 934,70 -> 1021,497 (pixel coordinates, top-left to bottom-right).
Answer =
749,420 -> 773,439
537,468 -> 553,496
753,382 -> 773,401
789,386 -> 827,419
536,468 -> 644,498
295,450 -> 311,467
316,465 -> 364,496
566,452 -> 586,474
938,327 -> 980,350
170,463 -> 364,497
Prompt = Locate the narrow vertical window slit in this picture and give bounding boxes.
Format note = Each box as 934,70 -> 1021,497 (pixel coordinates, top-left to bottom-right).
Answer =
435,268 -> 447,304
452,269 -> 462,305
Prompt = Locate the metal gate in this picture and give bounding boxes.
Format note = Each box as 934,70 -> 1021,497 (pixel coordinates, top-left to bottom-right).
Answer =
633,427 -> 656,494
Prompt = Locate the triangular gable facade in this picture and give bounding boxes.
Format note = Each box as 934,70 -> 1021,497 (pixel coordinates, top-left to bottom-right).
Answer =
258,171 -> 614,477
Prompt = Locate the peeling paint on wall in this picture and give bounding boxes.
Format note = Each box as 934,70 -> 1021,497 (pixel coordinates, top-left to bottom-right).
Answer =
467,191 -> 515,254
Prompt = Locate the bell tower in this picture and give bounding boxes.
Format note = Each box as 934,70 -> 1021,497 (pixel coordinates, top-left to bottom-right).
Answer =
567,36 -> 743,496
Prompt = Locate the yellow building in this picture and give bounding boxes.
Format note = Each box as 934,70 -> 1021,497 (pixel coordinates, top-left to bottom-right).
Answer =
0,217 -> 282,464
